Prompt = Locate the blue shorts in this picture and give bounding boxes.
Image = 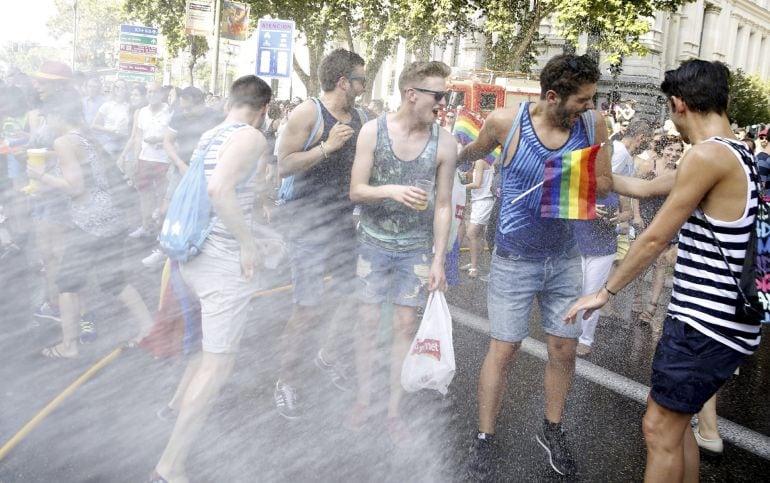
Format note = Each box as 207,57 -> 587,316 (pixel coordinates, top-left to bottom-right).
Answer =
487,247 -> 582,343
288,232 -> 357,307
355,240 -> 431,308
650,316 -> 745,414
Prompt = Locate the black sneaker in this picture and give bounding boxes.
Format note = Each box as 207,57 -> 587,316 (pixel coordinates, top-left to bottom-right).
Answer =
536,426 -> 576,476
274,380 -> 302,420
313,349 -> 350,391
466,434 -> 496,481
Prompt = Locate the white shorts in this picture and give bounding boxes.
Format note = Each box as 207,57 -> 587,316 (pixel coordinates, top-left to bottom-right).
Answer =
180,245 -> 263,353
470,197 -> 494,225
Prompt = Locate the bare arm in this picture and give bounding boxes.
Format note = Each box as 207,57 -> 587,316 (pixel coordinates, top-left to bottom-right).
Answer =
163,128 -> 187,173
208,129 -> 266,278
430,130 -> 459,290
565,145 -> 724,321
613,171 -> 676,199
458,108 -> 508,165
592,109 -> 613,198
465,159 -> 485,190
30,135 -> 85,196
350,120 -> 428,208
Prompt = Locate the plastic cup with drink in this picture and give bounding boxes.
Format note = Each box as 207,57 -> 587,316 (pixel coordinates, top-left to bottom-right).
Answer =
22,149 -> 48,195
413,179 -> 434,211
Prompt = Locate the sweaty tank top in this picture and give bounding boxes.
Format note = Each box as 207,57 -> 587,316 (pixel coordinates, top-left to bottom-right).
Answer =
358,115 -> 439,251
496,104 -> 591,257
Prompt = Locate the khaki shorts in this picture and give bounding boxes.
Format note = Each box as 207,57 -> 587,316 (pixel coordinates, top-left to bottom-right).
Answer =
180,244 -> 263,353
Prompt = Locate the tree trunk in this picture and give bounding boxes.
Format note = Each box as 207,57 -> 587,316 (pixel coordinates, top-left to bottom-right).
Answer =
508,5 -> 543,71
188,60 -> 195,86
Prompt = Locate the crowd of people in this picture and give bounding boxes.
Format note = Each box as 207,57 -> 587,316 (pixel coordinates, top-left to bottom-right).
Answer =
0,51 -> 766,483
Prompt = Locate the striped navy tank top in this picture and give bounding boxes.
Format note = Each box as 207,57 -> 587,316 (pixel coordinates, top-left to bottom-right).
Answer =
668,137 -> 761,355
496,103 -> 591,257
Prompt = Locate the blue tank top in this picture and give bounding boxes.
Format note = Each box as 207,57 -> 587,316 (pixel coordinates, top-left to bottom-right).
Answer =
496,104 -> 591,257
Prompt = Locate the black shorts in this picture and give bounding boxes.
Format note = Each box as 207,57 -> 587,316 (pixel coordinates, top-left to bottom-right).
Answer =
650,316 -> 745,414
56,229 -> 128,296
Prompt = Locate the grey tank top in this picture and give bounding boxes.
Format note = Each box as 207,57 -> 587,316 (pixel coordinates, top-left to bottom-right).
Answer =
358,115 -> 439,251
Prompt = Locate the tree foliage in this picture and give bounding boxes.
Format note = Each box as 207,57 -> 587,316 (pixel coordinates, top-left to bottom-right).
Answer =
47,0 -> 125,70
728,68 -> 770,127
123,0 -> 209,86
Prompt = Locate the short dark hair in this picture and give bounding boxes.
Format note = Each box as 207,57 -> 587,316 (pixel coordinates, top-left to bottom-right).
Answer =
180,86 -> 205,104
41,87 -> 84,125
661,60 -> 729,115
539,54 -> 600,100
229,75 -> 271,110
623,118 -> 652,139
318,48 -> 365,92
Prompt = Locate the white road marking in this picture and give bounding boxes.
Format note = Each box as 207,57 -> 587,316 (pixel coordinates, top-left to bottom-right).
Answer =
448,304 -> 770,460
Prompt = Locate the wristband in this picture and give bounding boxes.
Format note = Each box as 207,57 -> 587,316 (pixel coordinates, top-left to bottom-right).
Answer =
319,141 -> 328,159
604,284 -> 617,296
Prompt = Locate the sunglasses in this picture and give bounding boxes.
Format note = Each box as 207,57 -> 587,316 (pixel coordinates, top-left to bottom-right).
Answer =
412,87 -> 449,103
348,76 -> 367,87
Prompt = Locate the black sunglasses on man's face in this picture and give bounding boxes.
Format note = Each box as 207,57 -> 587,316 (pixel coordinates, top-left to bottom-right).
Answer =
412,87 -> 449,103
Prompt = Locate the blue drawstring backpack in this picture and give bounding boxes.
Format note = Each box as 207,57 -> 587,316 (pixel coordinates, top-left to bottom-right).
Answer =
160,124 -> 242,262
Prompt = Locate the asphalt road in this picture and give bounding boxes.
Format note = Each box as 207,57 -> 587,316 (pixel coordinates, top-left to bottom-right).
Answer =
1,245 -> 769,482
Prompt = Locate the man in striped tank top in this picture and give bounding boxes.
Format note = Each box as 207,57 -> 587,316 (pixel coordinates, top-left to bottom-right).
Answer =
566,60 -> 761,482
460,54 -> 613,478
152,76 -> 272,483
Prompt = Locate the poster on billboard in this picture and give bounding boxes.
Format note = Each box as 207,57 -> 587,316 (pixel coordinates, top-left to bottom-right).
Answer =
118,25 -> 157,83
220,1 -> 250,41
185,0 -> 215,36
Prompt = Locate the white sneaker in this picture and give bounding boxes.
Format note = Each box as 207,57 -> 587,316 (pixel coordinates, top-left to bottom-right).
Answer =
142,249 -> 167,268
693,426 -> 724,455
128,226 -> 151,238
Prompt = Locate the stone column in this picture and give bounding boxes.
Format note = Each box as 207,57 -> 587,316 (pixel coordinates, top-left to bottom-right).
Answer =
666,13 -> 682,69
748,28 -> 763,75
700,4 -> 722,59
722,11 -> 739,62
735,22 -> 750,70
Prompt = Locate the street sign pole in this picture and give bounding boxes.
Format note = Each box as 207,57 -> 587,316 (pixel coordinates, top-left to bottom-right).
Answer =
211,0 -> 222,95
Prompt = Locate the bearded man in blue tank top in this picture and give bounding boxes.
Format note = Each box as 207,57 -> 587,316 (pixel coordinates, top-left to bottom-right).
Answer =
348,61 -> 457,445
568,60 -> 762,482
461,54 -> 613,478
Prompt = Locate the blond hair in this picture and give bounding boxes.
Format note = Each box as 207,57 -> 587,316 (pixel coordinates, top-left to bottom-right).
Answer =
398,61 -> 451,95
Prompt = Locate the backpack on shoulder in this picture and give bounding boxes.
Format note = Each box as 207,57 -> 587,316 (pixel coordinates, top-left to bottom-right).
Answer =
159,125 -> 237,262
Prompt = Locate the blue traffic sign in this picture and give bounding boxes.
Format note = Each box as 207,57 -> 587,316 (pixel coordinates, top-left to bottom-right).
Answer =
256,19 -> 294,79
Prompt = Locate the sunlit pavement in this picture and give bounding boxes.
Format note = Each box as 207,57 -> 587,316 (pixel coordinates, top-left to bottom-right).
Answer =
1,247 -> 769,482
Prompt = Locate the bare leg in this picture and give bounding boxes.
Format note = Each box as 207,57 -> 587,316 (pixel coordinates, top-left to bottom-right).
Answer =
138,190 -> 154,231
387,305 -> 418,418
468,223 -> 482,270
321,297 -> 358,363
52,291 -> 80,357
352,303 -> 381,407
544,335 -> 577,423
38,221 -> 66,309
696,394 -> 720,439
118,284 -> 154,343
642,396 -> 696,482
478,339 -> 520,434
167,353 -> 203,410
683,422 -> 700,483
155,351 -> 236,483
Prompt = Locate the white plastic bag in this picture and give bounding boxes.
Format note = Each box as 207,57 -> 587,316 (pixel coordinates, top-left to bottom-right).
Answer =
401,291 -> 456,394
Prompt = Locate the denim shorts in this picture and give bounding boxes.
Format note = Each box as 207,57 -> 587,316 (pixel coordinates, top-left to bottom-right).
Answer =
487,247 -> 583,343
288,232 -> 357,307
355,240 -> 431,307
650,316 -> 745,414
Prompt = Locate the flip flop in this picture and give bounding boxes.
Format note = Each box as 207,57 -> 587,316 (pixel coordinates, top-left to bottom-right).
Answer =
41,345 -> 76,359
148,472 -> 169,483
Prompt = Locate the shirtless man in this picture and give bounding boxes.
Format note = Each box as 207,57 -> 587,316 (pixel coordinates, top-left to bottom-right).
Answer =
567,60 -> 762,482
460,54 -> 612,478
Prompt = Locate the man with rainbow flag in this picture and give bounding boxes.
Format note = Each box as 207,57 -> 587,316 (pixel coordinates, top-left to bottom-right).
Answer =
459,54 -> 612,479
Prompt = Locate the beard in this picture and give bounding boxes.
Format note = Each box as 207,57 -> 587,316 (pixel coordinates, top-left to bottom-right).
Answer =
552,102 -> 583,129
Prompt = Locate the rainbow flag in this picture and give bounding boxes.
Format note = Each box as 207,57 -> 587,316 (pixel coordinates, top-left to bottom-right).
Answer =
452,110 -> 501,164
540,144 -> 600,219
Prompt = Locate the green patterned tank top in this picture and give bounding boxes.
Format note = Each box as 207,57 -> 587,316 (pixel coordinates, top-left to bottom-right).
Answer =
358,115 -> 439,251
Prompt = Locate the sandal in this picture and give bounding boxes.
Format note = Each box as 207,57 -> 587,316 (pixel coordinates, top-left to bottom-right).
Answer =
460,263 -> 473,271
631,299 -> 644,316
468,268 -> 478,279
148,471 -> 169,483
638,303 -> 657,325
